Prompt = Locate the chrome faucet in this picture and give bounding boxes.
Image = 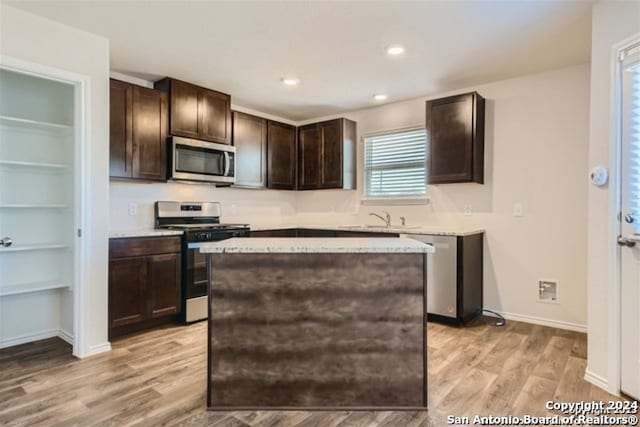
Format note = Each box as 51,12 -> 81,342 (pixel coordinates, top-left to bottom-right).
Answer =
369,211 -> 391,228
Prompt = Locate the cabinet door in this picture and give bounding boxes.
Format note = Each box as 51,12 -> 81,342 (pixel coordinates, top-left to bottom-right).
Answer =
320,119 -> 342,188
267,121 -> 296,190
233,112 -> 267,188
251,229 -> 298,237
198,89 -> 232,144
109,257 -> 147,328
170,79 -> 199,139
297,229 -> 337,237
109,79 -> 133,178
147,253 -> 181,319
298,124 -> 322,190
132,86 -> 167,181
426,92 -> 484,184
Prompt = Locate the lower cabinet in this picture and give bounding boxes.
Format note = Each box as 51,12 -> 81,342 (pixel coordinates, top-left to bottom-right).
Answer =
109,236 -> 181,339
250,229 -> 399,238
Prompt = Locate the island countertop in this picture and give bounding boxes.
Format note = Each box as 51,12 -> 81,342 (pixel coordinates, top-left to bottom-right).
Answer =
198,237 -> 434,254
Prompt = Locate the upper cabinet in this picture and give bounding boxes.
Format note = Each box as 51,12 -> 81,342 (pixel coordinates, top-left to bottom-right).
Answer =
267,120 -> 297,190
232,111 -> 267,188
426,92 -> 485,184
154,78 -> 232,145
109,79 -> 168,181
233,113 -> 298,190
297,118 -> 356,190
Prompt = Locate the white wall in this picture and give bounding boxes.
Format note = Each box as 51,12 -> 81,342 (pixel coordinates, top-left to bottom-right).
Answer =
586,0 -> 640,393
295,64 -> 591,330
110,182 -> 297,229
1,4 -> 111,356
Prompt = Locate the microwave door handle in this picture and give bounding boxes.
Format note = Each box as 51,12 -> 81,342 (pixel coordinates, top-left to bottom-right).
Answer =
224,152 -> 230,176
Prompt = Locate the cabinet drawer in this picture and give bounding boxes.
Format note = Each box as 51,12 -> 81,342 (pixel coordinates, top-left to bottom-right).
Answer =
109,236 -> 181,258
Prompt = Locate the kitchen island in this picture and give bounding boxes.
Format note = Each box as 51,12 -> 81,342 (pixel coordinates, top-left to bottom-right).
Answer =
200,237 -> 434,410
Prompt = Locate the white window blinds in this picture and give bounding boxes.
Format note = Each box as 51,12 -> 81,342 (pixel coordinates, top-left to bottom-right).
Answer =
621,44 -> 640,232
364,128 -> 427,198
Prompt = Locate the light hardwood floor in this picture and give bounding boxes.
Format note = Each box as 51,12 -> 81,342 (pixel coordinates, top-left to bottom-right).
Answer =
0,319 -> 627,426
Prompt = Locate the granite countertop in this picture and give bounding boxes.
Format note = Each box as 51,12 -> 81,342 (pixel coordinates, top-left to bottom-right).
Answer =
198,237 -> 434,254
250,224 -> 484,237
109,229 -> 184,238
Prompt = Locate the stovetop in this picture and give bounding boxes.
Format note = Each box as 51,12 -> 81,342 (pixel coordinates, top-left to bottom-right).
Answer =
154,201 -> 250,242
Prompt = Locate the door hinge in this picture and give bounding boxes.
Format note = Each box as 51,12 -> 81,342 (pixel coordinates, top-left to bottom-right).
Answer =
77,229 -> 82,238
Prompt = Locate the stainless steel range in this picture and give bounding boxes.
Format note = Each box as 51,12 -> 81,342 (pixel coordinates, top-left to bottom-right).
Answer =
155,201 -> 250,323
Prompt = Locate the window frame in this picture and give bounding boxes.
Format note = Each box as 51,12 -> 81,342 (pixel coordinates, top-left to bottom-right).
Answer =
361,126 -> 429,205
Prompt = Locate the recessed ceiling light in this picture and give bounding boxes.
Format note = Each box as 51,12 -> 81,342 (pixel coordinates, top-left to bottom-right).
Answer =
385,45 -> 405,55
373,94 -> 388,101
281,77 -> 300,86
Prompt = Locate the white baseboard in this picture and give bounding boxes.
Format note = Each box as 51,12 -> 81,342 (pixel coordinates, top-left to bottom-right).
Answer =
584,369 -> 610,392
0,329 -> 60,349
87,342 -> 111,356
58,329 -> 74,345
0,329 -> 111,358
486,309 -> 587,333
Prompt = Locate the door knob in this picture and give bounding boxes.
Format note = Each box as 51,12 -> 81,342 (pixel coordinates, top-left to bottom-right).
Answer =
625,214 -> 635,224
618,236 -> 636,247
1,237 -> 12,247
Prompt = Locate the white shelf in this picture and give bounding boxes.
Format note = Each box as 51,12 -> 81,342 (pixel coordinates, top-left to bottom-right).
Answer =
0,281 -> 70,297
0,160 -> 69,169
1,244 -> 69,253
0,204 -> 68,208
0,115 -> 72,131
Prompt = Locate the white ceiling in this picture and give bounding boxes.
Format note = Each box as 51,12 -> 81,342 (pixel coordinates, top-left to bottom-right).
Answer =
4,1 -> 593,121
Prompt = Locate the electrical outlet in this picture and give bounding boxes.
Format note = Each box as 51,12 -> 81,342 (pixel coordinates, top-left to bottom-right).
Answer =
128,202 -> 138,216
231,204 -> 238,215
463,205 -> 472,216
513,203 -> 524,217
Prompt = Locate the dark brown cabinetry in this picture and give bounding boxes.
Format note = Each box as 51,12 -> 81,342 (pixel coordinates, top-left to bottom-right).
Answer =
426,92 -> 485,184
250,228 -> 398,238
109,79 -> 168,181
154,78 -> 232,145
267,120 -> 297,190
232,111 -> 267,188
298,118 -> 356,190
109,236 -> 181,338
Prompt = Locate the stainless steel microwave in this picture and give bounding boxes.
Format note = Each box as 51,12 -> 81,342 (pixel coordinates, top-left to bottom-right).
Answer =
169,136 -> 235,184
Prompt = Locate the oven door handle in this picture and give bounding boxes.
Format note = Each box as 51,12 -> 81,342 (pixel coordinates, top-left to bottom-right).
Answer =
224,152 -> 230,177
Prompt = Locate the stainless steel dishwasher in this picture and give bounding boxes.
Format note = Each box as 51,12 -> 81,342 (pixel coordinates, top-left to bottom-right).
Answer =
405,233 -> 483,326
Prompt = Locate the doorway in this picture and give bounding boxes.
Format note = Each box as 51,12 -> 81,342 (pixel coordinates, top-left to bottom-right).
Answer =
618,38 -> 640,400
0,58 -> 87,357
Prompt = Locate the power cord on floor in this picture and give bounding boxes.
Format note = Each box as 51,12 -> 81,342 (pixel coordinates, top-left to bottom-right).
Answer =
472,308 -> 506,327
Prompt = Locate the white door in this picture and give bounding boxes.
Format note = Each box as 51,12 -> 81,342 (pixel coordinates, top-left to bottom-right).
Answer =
619,40 -> 640,400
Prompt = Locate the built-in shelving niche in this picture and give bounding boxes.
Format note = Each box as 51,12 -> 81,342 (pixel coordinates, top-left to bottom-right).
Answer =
0,68 -> 75,348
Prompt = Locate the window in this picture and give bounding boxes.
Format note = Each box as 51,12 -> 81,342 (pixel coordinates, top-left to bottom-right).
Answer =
621,42 -> 640,232
364,128 -> 427,199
